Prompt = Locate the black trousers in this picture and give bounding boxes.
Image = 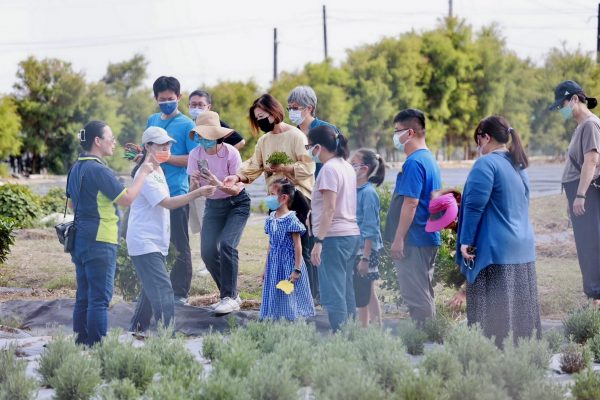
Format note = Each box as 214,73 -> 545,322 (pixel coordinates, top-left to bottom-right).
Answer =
169,205 -> 193,298
564,180 -> 600,299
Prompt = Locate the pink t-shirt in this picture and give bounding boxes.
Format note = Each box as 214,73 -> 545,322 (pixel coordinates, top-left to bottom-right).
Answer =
187,143 -> 243,200
311,157 -> 360,238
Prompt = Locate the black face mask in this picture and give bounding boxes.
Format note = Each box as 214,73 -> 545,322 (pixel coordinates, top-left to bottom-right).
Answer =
257,117 -> 275,133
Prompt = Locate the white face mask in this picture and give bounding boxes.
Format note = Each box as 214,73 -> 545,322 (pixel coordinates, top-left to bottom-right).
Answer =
190,108 -> 204,120
289,109 -> 305,126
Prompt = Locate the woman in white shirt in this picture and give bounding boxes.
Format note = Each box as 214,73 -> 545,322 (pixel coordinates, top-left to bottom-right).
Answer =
127,127 -> 215,332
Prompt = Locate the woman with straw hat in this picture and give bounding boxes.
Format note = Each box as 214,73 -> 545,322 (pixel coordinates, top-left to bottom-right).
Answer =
187,111 -> 251,314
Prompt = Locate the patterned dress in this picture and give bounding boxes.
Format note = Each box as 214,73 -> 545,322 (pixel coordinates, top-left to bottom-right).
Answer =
260,211 -> 315,321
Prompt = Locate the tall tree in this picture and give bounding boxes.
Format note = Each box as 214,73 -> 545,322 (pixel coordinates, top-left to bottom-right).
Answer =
13,57 -> 86,173
0,96 -> 22,159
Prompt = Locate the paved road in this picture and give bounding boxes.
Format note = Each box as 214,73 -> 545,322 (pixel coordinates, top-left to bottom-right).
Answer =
25,163 -> 565,203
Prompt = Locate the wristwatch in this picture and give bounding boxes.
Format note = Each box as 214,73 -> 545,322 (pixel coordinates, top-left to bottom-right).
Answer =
293,268 -> 302,275
360,256 -> 370,262
576,194 -> 586,199
314,237 -> 324,244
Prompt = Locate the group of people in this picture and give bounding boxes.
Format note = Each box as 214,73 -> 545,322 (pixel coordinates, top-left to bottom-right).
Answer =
66,75 -> 600,348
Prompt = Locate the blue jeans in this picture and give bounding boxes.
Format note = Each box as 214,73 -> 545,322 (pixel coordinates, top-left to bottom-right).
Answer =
318,235 -> 360,331
201,191 -> 251,299
71,237 -> 117,346
129,252 -> 175,332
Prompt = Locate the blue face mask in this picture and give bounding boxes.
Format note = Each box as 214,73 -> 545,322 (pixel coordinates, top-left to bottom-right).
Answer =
159,100 -> 178,116
560,103 -> 573,120
393,129 -> 410,152
196,137 -> 216,149
309,145 -> 321,164
265,195 -> 282,210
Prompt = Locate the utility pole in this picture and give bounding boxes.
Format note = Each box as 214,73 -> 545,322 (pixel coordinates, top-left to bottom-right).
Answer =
449,0 -> 453,18
597,3 -> 600,63
323,5 -> 328,60
273,27 -> 278,81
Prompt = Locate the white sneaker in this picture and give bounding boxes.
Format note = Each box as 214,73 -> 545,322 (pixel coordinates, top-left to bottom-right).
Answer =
213,297 -> 240,315
235,295 -> 242,306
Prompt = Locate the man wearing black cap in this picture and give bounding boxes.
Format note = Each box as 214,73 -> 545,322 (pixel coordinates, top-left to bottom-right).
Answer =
549,80 -> 600,303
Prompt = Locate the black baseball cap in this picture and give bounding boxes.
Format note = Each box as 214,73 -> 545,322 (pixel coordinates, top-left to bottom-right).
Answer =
548,80 -> 597,111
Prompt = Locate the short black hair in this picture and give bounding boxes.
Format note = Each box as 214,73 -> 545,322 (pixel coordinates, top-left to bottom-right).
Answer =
189,90 -> 212,104
393,108 -> 426,130
152,76 -> 181,98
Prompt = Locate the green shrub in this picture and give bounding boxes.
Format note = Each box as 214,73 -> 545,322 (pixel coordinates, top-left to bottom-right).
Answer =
50,353 -> 102,400
543,329 -> 564,353
97,379 -> 139,400
199,369 -> 249,400
521,381 -> 566,400
245,355 -> 299,400
395,371 -> 444,400
572,369 -> 600,400
145,325 -> 198,373
588,334 -> 600,363
423,316 -> 452,344
374,184 -> 401,303
0,184 -> 40,228
490,336 -> 551,400
563,306 -> 600,344
94,331 -> 159,391
239,320 -> 319,354
340,323 -> 411,392
445,371 -> 510,400
0,345 -> 37,400
212,334 -> 259,378
38,333 -> 82,386
0,217 -> 16,265
310,351 -> 384,400
560,340 -> 592,374
265,151 -> 294,165
39,187 -> 67,215
0,163 -> 10,178
421,348 -> 462,381
445,324 -> 501,373
271,338 -> 316,386
201,329 -> 225,361
398,321 -> 427,355
432,229 -> 465,289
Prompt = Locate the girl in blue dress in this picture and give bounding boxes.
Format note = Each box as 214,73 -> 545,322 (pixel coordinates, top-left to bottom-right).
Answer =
260,178 -> 315,321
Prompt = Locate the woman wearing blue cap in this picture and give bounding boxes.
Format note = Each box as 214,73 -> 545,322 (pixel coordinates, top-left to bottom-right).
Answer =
549,80 -> 600,303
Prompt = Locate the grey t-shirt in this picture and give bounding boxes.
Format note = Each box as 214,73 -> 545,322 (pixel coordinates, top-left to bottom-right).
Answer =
562,115 -> 600,183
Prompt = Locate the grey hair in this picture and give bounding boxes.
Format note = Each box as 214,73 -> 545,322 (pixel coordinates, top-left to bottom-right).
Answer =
287,86 -> 317,116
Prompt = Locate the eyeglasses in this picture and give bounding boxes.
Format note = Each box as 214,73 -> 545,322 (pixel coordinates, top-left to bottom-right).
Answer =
287,106 -> 305,111
102,136 -> 116,143
189,103 -> 209,109
393,128 -> 410,136
351,163 -> 366,169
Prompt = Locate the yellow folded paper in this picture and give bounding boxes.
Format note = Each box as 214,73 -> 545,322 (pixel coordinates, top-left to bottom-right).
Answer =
276,280 -> 294,295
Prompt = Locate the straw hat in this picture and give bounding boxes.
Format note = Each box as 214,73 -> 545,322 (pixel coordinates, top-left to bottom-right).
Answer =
189,111 -> 233,140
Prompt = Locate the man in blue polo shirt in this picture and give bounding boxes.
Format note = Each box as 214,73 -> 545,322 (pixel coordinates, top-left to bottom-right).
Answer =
146,76 -> 197,305
384,108 -> 441,325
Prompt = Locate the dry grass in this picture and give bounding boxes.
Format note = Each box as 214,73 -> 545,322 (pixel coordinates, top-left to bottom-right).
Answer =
0,194 -> 587,319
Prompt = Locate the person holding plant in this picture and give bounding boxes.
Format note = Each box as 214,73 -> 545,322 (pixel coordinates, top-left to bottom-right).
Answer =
127,127 -> 216,332
188,111 -> 250,315
260,178 -> 315,321
68,120 -> 155,346
223,94 -> 316,296
349,148 -> 385,327
548,80 -> 600,303
307,125 -> 360,331
455,115 -> 540,347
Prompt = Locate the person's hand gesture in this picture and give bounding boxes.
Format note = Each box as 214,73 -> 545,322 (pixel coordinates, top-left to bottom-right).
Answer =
358,259 -> 369,277
289,270 -> 300,283
222,175 -> 239,188
573,197 -> 586,216
139,161 -> 155,175
201,170 -> 223,187
310,243 -> 322,267
391,239 -> 404,260
197,185 -> 216,198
